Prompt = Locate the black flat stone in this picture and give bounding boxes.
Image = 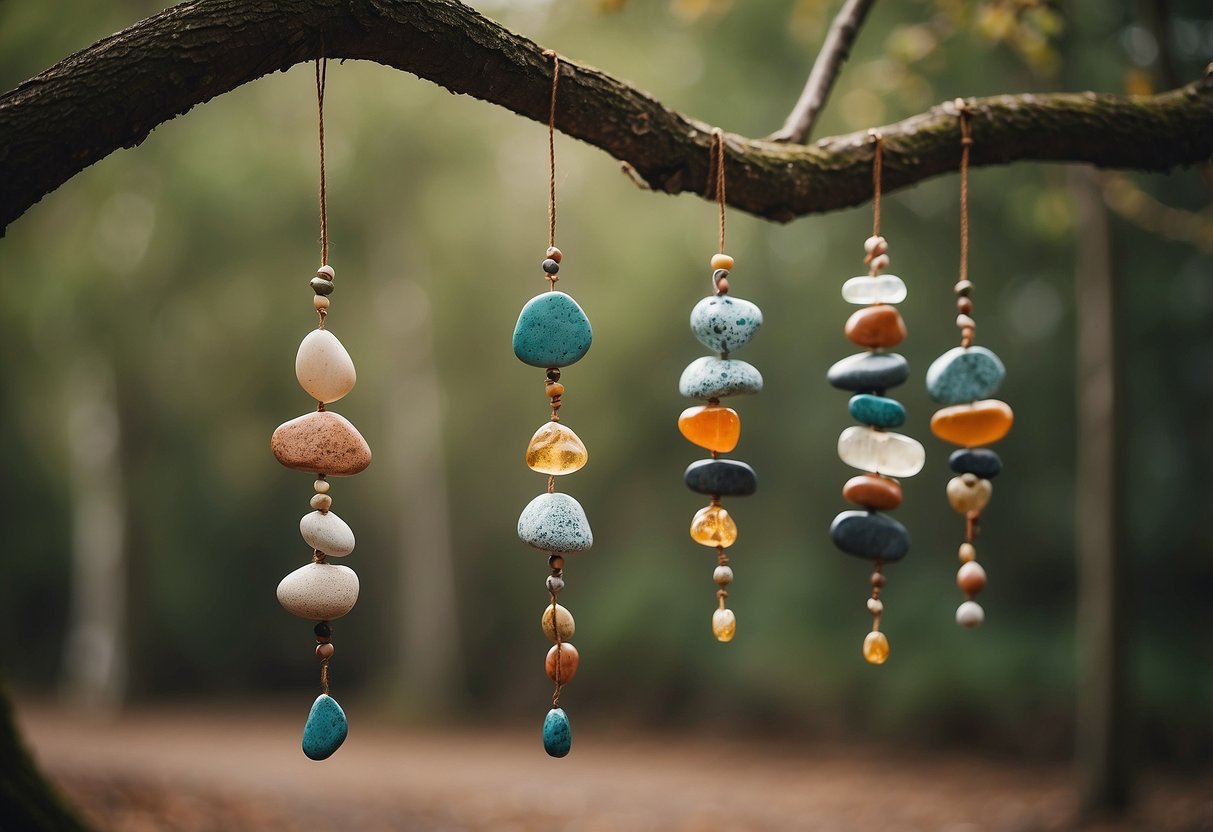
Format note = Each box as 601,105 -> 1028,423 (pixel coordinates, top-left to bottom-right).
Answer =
949,448 -> 1002,479
829,511 -> 909,562
684,459 -> 757,497
826,352 -> 910,393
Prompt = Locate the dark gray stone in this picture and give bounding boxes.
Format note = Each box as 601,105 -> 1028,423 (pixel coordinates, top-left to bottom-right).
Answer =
826,352 -> 909,392
949,448 -> 1003,479
684,459 -> 757,497
829,510 -> 909,562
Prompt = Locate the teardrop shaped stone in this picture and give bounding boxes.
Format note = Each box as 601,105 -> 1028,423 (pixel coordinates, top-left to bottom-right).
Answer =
541,603 -> 576,642
946,475 -> 993,514
512,291 -> 593,368
827,352 -> 909,392
302,694 -> 348,761
930,400 -> 1014,446
299,510 -> 355,557
545,643 -> 580,684
517,493 -> 593,552
926,346 -> 1006,404
689,504 -> 737,548
844,304 -> 906,349
543,708 -> 572,758
949,448 -> 1003,478
684,459 -> 757,497
712,608 -> 737,643
295,329 -> 357,404
830,510 -> 910,562
841,274 -> 907,305
848,394 -> 906,428
276,562 -> 360,620
689,295 -> 763,353
525,422 -> 588,476
837,426 -> 925,478
679,356 -> 763,399
271,411 -> 372,476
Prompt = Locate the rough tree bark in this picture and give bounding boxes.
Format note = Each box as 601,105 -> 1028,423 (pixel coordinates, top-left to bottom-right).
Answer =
1,0 -> 1212,235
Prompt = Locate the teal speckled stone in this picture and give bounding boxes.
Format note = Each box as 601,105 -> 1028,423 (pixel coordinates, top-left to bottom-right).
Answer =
512,291 -> 593,368
925,346 -> 1005,404
679,356 -> 763,399
302,694 -> 348,761
543,708 -> 572,758
848,394 -> 906,428
689,295 -> 763,354
518,492 -> 593,552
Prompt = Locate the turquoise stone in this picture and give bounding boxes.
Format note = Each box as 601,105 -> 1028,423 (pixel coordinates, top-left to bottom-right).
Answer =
512,291 -> 593,368
689,295 -> 763,354
678,356 -> 763,399
848,394 -> 906,428
543,708 -> 572,758
925,346 -> 1005,404
518,492 -> 593,552
829,511 -> 910,562
302,694 -> 348,761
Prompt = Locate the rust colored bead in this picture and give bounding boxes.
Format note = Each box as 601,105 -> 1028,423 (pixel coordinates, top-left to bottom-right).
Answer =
844,304 -> 906,349
716,277 -> 730,295
546,382 -> 565,398
842,474 -> 903,511
710,253 -> 735,271
545,643 -> 580,684
957,297 -> 973,315
954,280 -> 973,296
549,554 -> 565,570
870,571 -> 886,588
316,643 -> 335,659
546,247 -> 563,263
931,400 -> 1014,447
678,405 -> 741,453
957,561 -> 987,596
546,368 -> 561,382
310,494 -> 333,511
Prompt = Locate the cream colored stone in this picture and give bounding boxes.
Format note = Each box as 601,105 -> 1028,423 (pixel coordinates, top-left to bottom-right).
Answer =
946,475 -> 993,514
541,604 -> 575,643
276,562 -> 360,620
295,329 -> 356,404
300,510 -> 355,557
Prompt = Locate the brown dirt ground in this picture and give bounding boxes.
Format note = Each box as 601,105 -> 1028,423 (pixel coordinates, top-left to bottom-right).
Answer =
16,702 -> 1213,832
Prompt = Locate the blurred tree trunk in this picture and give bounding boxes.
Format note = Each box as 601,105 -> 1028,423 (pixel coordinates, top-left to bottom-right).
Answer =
1071,166 -> 1132,815
61,354 -> 128,713
0,681 -> 90,831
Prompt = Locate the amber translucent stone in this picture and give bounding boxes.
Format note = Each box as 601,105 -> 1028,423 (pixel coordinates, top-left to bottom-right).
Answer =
930,399 -> 1014,447
545,643 -> 580,684
690,505 -> 738,548
863,630 -> 890,665
678,405 -> 741,453
525,422 -> 588,475
712,608 -> 737,642
842,474 -> 902,510
844,305 -> 906,349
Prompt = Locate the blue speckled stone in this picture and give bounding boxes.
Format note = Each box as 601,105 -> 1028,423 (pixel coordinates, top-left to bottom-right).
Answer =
829,511 -> 910,562
689,295 -> 763,354
949,448 -> 1003,479
518,492 -> 593,552
679,356 -> 763,399
684,459 -> 757,497
925,346 -> 1005,404
512,291 -> 593,368
826,352 -> 909,392
543,708 -> 572,758
302,694 -> 348,761
848,394 -> 906,428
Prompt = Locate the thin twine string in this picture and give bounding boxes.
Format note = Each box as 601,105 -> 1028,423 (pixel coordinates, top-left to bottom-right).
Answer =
544,51 -> 560,251
316,57 -> 329,267
549,591 -> 562,707
320,658 -> 330,694
707,128 -> 727,253
870,131 -> 883,238
957,99 -> 972,285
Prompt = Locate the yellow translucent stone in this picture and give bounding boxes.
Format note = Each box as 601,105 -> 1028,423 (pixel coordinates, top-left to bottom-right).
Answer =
678,405 -> 741,453
863,630 -> 889,665
689,505 -> 737,548
930,399 -> 1014,447
525,422 -> 588,475
712,608 -> 737,642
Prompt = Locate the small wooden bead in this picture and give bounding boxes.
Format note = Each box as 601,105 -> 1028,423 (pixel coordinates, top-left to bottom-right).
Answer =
314,479 -> 331,494
542,258 -> 560,275
710,253 -> 735,271
546,575 -> 565,593
316,643 -> 335,659
314,621 -> 332,638
546,382 -> 565,398
311,494 -> 332,511
316,265 -> 335,281
867,597 -> 884,614
546,247 -> 563,264
870,571 -> 886,588
868,253 -> 890,273
549,554 -> 565,570
313,296 -> 331,310
546,368 -> 561,382
957,561 -> 987,595
956,314 -> 976,330
959,542 -> 977,562
956,600 -> 985,628
311,276 -> 334,295
954,279 -> 973,296
863,236 -> 887,255
713,565 -> 734,586
716,277 -> 730,295
957,297 -> 973,315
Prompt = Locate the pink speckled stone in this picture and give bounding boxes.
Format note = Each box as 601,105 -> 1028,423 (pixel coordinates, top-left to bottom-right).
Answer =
271,411 -> 371,476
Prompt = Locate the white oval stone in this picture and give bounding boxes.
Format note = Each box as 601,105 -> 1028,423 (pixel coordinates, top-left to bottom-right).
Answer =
837,426 -> 925,478
295,329 -> 356,404
841,274 -> 908,305
299,510 -> 355,557
956,600 -> 985,629
276,562 -> 359,620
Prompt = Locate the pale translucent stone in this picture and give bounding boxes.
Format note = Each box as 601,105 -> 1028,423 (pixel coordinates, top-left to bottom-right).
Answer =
300,509 -> 355,557
276,562 -> 359,620
712,608 -> 736,642
841,274 -> 907,305
541,603 -> 576,643
956,600 -> 985,628
863,630 -> 889,664
525,422 -> 588,475
295,329 -> 357,404
837,426 -> 925,478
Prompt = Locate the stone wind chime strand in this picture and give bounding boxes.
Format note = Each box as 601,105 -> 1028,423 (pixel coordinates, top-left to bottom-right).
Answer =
925,102 -> 1013,629
677,129 -> 762,643
512,52 -> 592,759
269,57 -> 371,761
827,132 -> 925,665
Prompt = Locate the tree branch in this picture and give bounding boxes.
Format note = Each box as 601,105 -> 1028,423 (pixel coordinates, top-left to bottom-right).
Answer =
769,0 -> 878,144
1,0 -> 1212,236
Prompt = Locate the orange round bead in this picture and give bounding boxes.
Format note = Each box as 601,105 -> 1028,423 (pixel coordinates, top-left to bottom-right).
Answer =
842,474 -> 902,510
545,643 -> 579,684
678,405 -> 741,453
710,253 -> 735,271
844,304 -> 906,349
930,400 -> 1014,446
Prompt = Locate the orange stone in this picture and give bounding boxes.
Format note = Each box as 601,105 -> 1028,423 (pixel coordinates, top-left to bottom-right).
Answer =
842,474 -> 903,510
930,399 -> 1014,447
678,405 -> 741,453
271,411 -> 372,476
844,304 -> 906,349
545,642 -> 580,684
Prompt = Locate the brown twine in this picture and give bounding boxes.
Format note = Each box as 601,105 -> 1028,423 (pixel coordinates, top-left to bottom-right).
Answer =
870,130 -> 883,238
544,51 -> 560,251
707,128 -> 727,253
956,99 -> 972,285
547,474 -> 555,494
320,658 -> 330,695
316,56 -> 329,267
549,592 -> 562,707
